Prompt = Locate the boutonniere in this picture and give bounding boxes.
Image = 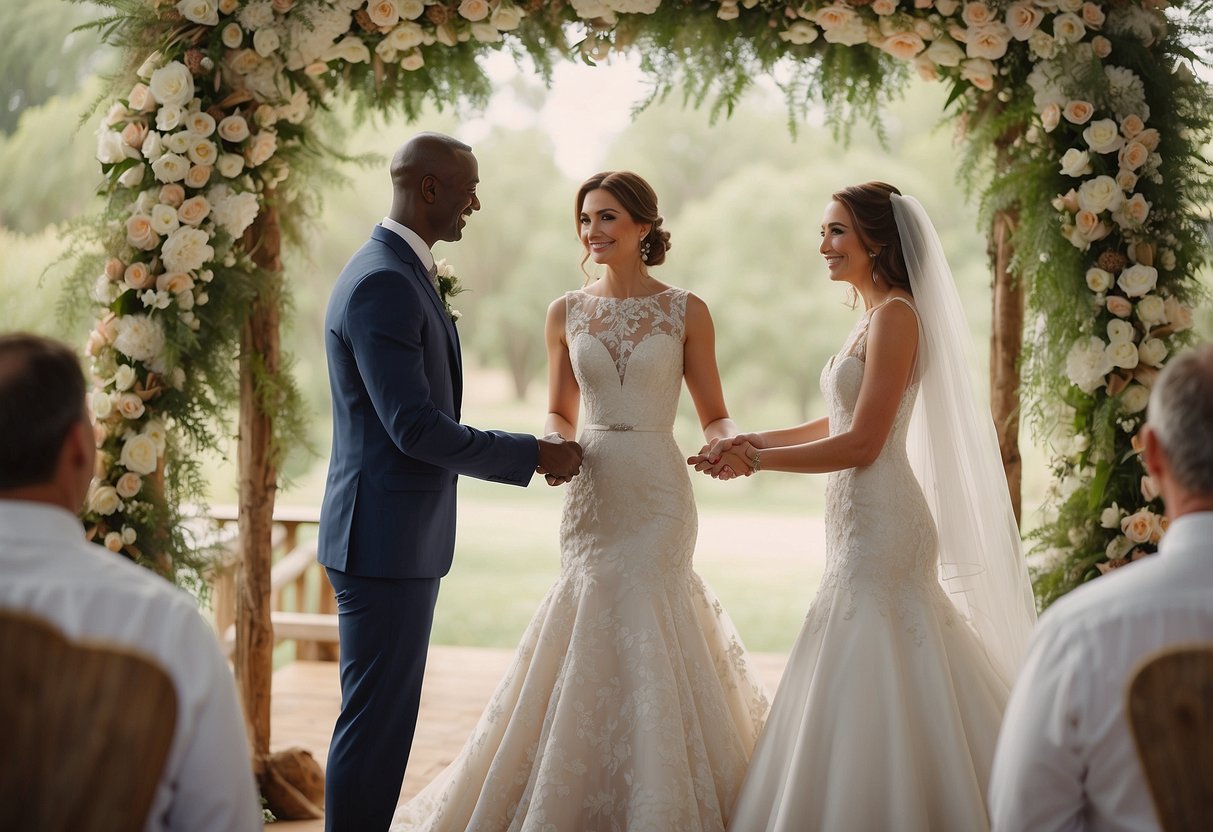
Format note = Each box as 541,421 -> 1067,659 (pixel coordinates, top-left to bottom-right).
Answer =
434,258 -> 466,323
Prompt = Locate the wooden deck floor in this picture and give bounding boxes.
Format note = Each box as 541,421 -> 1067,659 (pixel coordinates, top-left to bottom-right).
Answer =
270,647 -> 788,830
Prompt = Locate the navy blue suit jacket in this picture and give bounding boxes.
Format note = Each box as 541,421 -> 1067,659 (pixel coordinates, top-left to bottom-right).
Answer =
318,225 -> 538,579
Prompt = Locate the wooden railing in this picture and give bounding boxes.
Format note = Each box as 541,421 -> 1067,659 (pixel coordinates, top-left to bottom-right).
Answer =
206,505 -> 339,661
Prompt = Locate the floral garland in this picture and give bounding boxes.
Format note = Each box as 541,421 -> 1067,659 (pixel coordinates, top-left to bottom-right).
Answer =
80,0 -> 1210,601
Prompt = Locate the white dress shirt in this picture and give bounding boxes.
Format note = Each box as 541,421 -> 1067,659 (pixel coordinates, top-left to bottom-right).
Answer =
380,216 -> 434,273
0,501 -> 262,832
989,511 -> 1213,832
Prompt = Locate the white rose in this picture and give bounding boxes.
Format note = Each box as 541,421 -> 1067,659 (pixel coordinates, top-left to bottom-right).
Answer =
1136,294 -> 1167,327
161,226 -> 215,273
1086,267 -> 1112,292
254,26 -> 282,57
923,37 -> 964,67
323,36 -> 370,63
187,138 -> 218,167
400,50 -> 426,70
113,364 -> 137,392
1138,337 -> 1167,367
458,0 -> 490,21
1121,383 -> 1150,413
141,131 -> 165,162
92,390 -> 114,419
121,526 -> 138,545
150,203 -> 181,235
218,115 -> 251,143
1082,119 -> 1124,154
386,21 -> 425,50
398,0 -> 424,18
1077,176 -> 1123,213
217,153 -> 245,178
490,2 -> 524,29
780,21 -> 820,44
137,51 -> 165,80
1117,263 -> 1157,298
176,0 -> 219,25
163,131 -> 191,155
143,420 -> 168,453
1100,502 -> 1122,529
1059,148 -> 1092,177
149,62 -> 194,108
151,152 -> 190,184
245,131 -> 277,167
155,104 -> 184,132
89,485 -> 122,516
96,129 -> 132,165
1107,339 -> 1140,370
1106,318 -> 1134,344
824,18 -> 870,45
119,433 -> 160,475
118,163 -> 146,189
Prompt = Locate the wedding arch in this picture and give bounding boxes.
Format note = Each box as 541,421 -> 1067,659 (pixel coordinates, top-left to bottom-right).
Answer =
78,0 -> 1210,810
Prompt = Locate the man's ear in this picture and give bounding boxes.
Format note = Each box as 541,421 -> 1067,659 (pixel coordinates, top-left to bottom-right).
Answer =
420,174 -> 438,204
1141,424 -> 1165,481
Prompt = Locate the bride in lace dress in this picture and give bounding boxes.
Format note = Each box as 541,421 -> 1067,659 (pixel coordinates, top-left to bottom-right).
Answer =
693,183 -> 1038,830
391,171 -> 769,831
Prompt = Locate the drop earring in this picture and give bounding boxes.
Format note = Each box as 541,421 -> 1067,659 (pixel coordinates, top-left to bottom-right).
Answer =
641,239 -> 651,263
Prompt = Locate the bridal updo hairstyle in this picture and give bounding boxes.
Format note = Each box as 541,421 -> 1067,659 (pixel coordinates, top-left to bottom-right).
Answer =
575,171 -> 672,268
831,181 -> 912,293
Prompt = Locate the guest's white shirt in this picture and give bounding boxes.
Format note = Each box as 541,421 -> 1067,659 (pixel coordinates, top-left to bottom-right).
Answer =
380,216 -> 434,273
0,500 -> 262,832
989,511 -> 1213,832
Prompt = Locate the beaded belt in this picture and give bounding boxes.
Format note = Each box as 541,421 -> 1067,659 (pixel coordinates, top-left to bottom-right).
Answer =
583,423 -> 673,433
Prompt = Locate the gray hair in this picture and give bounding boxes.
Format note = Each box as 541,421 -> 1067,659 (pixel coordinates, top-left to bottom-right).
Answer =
1147,342 -> 1213,494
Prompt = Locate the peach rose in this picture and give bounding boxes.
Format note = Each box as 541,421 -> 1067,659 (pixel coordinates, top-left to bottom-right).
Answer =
1121,510 -> 1155,544
1118,141 -> 1149,171
1135,128 -> 1160,151
218,114 -> 251,143
105,258 -> 126,282
178,195 -> 211,226
881,32 -> 926,59
125,214 -> 160,251
1063,100 -> 1094,125
1092,35 -> 1111,58
124,262 -> 156,291
1106,295 -> 1133,317
116,392 -> 146,420
121,121 -> 149,150
1041,102 -> 1060,132
184,165 -> 212,189
159,183 -> 186,207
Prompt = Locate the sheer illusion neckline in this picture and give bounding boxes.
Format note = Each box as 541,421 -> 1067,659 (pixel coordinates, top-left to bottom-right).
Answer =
576,286 -> 678,301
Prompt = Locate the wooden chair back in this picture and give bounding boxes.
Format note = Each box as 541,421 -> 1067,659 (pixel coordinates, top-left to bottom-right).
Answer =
1127,645 -> 1213,832
0,609 -> 178,832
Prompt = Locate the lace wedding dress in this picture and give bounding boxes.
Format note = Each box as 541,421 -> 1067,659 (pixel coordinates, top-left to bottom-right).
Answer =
392,287 -> 769,832
728,297 -> 1010,832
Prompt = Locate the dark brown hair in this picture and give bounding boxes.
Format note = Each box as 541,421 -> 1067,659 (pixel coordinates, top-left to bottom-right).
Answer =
575,171 -> 672,267
831,181 -> 911,292
0,333 -> 87,489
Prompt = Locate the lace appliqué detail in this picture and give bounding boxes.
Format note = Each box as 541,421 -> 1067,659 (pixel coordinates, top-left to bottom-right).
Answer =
566,289 -> 687,383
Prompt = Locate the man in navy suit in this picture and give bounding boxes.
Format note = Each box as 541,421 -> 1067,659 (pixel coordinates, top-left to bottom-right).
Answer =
318,132 -> 583,831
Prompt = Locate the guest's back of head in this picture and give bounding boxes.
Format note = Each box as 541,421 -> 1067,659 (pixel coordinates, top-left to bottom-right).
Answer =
1145,343 -> 1213,501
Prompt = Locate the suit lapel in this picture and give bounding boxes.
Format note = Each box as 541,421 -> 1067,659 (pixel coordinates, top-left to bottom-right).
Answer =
371,226 -> 463,404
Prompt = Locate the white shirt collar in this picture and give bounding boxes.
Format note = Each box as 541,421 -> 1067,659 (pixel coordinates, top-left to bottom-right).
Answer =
0,500 -> 85,546
380,217 -> 434,272
1158,511 -> 1213,560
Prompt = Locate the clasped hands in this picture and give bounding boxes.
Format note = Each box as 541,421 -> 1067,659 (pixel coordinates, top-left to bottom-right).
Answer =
687,434 -> 760,481
536,433 -> 584,486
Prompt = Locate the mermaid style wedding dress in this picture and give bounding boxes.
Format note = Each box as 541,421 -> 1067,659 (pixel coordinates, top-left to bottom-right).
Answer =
727,297 -> 1011,831
392,287 -> 769,832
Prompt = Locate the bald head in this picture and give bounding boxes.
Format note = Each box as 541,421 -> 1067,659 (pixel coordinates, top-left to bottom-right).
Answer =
388,133 -> 480,247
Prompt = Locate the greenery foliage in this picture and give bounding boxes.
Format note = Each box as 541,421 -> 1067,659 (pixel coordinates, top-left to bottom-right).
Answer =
70,0 -> 1212,606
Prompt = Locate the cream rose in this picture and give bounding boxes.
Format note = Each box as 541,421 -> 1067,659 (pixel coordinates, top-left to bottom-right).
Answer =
128,83 -> 156,114
186,111 -> 216,138
881,32 -> 926,59
1059,148 -> 1092,177
1081,2 -> 1105,28
245,131 -> 277,167
116,392 -> 146,420
1163,297 -> 1193,331
1121,383 -> 1150,414
491,2 -> 524,29
961,1 -> 994,26
187,138 -> 218,167
141,131 -> 164,162
1115,169 -> 1139,192
156,104 -> 184,132
160,183 -> 186,207
113,364 -> 137,392
149,62 -> 194,108
185,165 -> 212,189
104,531 -> 124,552
126,214 -> 160,251
1117,263 -> 1158,298
324,36 -> 371,63
143,420 -> 168,453
89,485 -> 122,516
386,21 -> 425,50
400,50 -> 426,71
118,164 -> 146,189
1138,337 -> 1167,367
1040,102 -> 1060,132
1135,128 -> 1160,151
1082,119 -> 1123,154
157,271 -> 195,295
222,22 -> 244,48
161,226 -> 215,273
1115,193 -> 1150,228
177,0 -> 219,25
1074,210 -> 1108,242
254,26 -> 281,57
218,115 -> 251,144
1121,510 -> 1155,544
91,390 -> 114,419
1062,100 -> 1094,125
178,195 -> 211,226
120,433 -> 159,475
1066,335 -> 1114,393
164,132 -> 191,155
913,56 -> 939,81
1136,294 -> 1167,327
1006,2 -> 1044,40
960,58 -> 995,90
458,0 -> 490,21
1052,12 -> 1086,44
1085,267 -> 1112,293
925,38 -> 965,66
1106,295 -> 1133,318
966,22 -> 1010,59
1092,35 -> 1112,57
398,0 -> 424,18
780,21 -> 820,44
367,0 -> 401,27
1100,502 -> 1122,529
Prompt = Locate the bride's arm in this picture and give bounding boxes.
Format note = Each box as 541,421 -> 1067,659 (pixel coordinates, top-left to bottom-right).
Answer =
747,302 -> 918,474
683,293 -> 739,443
543,297 -> 580,440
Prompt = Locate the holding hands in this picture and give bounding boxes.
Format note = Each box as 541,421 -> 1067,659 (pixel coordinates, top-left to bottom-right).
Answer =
537,433 -> 584,486
688,433 -> 762,481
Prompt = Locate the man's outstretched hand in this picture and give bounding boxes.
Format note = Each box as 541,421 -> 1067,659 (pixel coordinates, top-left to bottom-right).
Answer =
537,434 -> 584,486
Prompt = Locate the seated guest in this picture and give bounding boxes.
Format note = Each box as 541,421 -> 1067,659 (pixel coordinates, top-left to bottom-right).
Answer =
989,342 -> 1213,831
0,333 -> 262,832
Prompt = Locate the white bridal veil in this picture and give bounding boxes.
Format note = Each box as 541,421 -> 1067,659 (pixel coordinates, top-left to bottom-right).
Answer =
892,193 -> 1038,685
